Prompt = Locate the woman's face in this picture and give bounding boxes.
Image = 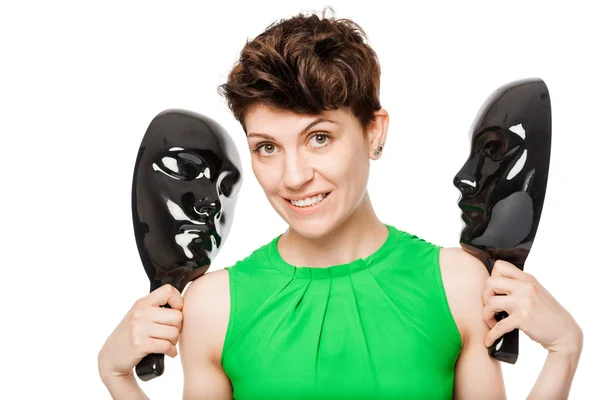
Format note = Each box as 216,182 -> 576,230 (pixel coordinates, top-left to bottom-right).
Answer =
244,104 -> 384,240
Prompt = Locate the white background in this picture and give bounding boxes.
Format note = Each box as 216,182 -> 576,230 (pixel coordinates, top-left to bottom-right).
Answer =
1,0 -> 598,398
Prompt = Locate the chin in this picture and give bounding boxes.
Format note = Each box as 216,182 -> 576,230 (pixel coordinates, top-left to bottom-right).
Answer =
459,221 -> 471,238
460,221 -> 491,246
289,219 -> 336,240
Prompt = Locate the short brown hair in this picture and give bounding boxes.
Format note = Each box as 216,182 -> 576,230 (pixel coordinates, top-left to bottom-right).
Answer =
218,7 -> 382,134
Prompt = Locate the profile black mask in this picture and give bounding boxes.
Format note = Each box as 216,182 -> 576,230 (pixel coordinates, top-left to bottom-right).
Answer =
454,77 -> 551,364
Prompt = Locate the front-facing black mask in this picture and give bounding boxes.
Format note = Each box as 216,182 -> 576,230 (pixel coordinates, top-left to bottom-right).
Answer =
131,109 -> 243,380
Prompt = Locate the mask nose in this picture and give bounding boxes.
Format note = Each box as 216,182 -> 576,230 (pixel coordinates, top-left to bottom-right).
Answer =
454,162 -> 479,195
193,197 -> 220,216
453,155 -> 481,195
453,174 -> 477,195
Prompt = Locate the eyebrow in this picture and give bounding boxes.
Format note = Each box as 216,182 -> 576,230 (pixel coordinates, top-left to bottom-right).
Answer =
247,118 -> 339,141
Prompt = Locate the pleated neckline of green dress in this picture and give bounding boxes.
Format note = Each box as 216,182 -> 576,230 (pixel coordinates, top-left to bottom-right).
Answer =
221,223 -> 462,400
267,223 -> 398,280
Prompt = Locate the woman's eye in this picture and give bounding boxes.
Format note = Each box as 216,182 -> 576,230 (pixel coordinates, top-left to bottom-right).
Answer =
310,133 -> 330,147
254,143 -> 278,156
261,144 -> 276,154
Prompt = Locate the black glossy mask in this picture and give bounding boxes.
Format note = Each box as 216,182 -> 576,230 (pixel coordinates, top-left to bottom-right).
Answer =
132,109 -> 243,293
131,109 -> 243,381
453,77 -> 552,364
454,77 -> 551,273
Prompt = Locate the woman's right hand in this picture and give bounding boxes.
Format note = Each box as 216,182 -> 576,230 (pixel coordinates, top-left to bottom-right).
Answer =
98,284 -> 184,381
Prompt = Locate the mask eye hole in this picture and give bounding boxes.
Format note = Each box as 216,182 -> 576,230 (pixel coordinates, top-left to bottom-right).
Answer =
483,140 -> 502,159
178,152 -> 209,180
155,155 -> 202,181
218,170 -> 241,198
179,160 -> 203,180
219,181 -> 230,197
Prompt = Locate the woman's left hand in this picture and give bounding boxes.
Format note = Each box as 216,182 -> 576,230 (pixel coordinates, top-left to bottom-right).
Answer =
482,260 -> 583,355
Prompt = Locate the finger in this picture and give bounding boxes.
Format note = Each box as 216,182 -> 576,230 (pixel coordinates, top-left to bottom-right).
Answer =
491,260 -> 527,280
147,337 -> 178,358
148,323 -> 181,347
484,315 -> 518,347
483,295 -> 515,328
482,276 -> 521,305
145,284 -> 184,310
150,307 -> 183,330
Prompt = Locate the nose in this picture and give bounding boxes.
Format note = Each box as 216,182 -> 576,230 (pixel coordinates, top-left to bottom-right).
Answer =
453,174 -> 477,195
453,158 -> 479,195
191,195 -> 221,218
283,152 -> 314,190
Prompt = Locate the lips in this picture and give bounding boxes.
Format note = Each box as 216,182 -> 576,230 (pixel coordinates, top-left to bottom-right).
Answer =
458,202 -> 484,214
461,209 -> 481,220
285,192 -> 331,215
285,191 -> 330,202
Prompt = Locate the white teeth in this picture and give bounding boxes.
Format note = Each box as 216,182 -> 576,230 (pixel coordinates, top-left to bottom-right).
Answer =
291,193 -> 327,207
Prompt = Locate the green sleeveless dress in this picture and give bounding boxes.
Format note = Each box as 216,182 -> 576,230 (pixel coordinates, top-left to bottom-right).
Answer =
221,224 -> 462,399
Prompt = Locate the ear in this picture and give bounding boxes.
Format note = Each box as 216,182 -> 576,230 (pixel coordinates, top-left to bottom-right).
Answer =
367,108 -> 389,159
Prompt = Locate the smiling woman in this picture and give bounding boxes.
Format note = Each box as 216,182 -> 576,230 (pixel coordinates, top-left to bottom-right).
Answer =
97,6 -> 583,400
240,104 -> 385,240
178,7 -> 582,400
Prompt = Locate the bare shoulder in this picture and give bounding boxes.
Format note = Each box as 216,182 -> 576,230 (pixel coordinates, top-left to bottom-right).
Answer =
179,268 -> 233,399
438,247 -> 490,346
181,268 -> 231,365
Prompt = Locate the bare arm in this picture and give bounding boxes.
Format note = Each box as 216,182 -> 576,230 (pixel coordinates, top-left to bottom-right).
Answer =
484,261 -> 584,399
526,347 -> 582,399
180,270 -> 233,400
441,248 -> 507,399
445,248 -> 583,399
99,372 -> 150,400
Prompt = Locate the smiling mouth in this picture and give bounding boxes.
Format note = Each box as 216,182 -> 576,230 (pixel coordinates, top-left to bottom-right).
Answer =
285,192 -> 331,206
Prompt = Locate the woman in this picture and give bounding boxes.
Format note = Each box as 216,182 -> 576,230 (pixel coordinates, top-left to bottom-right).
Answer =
98,9 -> 583,399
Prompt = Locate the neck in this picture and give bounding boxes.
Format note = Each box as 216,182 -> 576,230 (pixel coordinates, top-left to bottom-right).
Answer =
278,192 -> 388,268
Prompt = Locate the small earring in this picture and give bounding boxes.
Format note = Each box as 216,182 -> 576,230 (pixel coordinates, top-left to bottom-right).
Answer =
373,141 -> 384,157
